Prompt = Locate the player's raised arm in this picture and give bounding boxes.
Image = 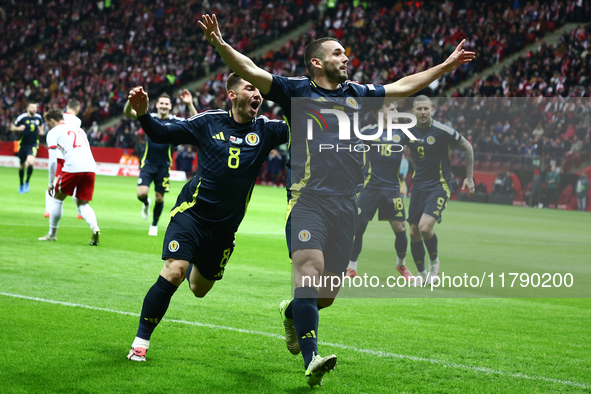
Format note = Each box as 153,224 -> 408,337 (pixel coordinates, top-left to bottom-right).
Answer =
384,40 -> 475,98
124,98 -> 139,120
199,14 -> 273,95
180,89 -> 198,117
458,136 -> 475,196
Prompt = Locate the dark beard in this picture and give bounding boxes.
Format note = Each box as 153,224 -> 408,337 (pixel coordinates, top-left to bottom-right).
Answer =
325,64 -> 347,85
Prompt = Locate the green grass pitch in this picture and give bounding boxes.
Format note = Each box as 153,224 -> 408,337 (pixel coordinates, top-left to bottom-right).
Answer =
0,167 -> 590,393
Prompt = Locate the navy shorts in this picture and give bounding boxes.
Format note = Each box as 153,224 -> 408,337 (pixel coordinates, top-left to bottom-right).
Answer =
162,213 -> 235,281
138,163 -> 170,194
407,188 -> 449,225
286,192 -> 357,275
357,187 -> 405,222
16,145 -> 37,163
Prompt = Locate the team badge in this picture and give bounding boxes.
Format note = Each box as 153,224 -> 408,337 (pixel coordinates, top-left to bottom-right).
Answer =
168,240 -> 180,252
246,133 -> 260,146
137,178 -> 142,185
229,136 -> 244,145
346,97 -> 359,109
426,136 -> 436,145
298,230 -> 311,242
393,134 -> 401,143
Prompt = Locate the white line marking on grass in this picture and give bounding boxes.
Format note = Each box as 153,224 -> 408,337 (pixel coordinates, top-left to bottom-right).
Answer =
1,291 -> 588,389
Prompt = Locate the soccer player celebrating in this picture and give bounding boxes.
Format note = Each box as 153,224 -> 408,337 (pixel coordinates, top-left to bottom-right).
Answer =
39,108 -> 100,245
124,90 -> 197,236
45,99 -> 84,219
11,102 -> 44,193
346,101 -> 414,282
406,96 -> 474,286
125,75 -> 288,362
200,14 -> 475,387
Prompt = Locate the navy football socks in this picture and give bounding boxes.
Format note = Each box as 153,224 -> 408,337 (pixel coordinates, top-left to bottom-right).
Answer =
424,233 -> 438,261
292,287 -> 319,369
411,240 -> 426,272
136,275 -> 179,340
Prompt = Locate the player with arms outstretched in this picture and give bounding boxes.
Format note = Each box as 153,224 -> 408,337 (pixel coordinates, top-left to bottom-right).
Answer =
125,74 -> 288,362
124,90 -> 197,236
200,14 -> 475,387
346,101 -> 414,282
406,96 -> 474,286
11,102 -> 44,193
39,108 -> 100,245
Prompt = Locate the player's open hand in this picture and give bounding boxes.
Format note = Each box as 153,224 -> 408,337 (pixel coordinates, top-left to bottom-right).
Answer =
199,14 -> 224,47
442,39 -> 476,73
128,86 -> 149,116
179,89 -> 193,104
462,177 -> 475,197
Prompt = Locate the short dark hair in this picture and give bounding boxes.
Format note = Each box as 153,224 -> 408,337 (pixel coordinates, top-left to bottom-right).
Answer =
27,101 -> 38,107
157,93 -> 171,103
304,38 -> 338,77
67,98 -> 80,109
413,95 -> 432,106
44,107 -> 64,122
225,72 -> 244,92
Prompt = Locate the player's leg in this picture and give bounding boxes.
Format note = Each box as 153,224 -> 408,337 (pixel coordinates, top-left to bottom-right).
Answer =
128,258 -> 189,361
347,219 -> 368,277
149,191 -> 165,236
390,219 -> 413,281
149,168 -> 170,236
24,153 -> 35,193
348,189 -> 378,277
39,190 -> 67,241
407,190 -> 428,284
419,191 -> 449,284
45,190 -> 52,217
183,228 -> 234,297
18,156 -> 25,193
137,184 -> 151,220
74,172 -> 100,245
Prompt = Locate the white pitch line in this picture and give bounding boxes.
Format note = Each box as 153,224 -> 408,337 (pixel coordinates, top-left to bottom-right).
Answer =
0,291 -> 588,389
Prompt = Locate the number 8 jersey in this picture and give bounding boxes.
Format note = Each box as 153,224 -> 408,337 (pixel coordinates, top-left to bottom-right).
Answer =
152,110 -> 288,231
46,123 -> 96,173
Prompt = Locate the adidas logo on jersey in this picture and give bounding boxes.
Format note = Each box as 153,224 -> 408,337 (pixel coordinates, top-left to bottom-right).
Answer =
433,210 -> 440,217
395,212 -> 403,217
212,132 -> 225,140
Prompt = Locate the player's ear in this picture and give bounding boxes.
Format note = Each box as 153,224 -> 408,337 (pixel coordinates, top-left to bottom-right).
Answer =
227,89 -> 237,101
310,58 -> 323,74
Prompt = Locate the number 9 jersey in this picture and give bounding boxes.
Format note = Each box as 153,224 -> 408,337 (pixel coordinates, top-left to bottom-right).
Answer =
46,123 -> 96,173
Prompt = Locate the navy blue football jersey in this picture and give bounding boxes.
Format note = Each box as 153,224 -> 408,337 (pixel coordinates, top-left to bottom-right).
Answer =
407,119 -> 462,192
13,113 -> 43,146
264,75 -> 385,195
141,110 -> 288,230
361,123 -> 406,190
141,113 -> 185,168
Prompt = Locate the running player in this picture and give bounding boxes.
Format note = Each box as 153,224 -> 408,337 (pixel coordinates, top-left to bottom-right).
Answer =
125,74 -> 288,362
200,14 -> 475,387
45,99 -> 83,219
406,96 -> 474,286
11,102 -> 44,193
39,108 -> 100,245
346,101 -> 414,282
124,90 -> 197,236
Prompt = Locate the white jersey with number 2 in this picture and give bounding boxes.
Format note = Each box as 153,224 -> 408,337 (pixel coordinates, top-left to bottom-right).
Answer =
46,123 -> 96,173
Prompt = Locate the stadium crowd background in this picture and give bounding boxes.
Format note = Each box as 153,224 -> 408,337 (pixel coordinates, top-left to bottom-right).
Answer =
0,0 -> 590,208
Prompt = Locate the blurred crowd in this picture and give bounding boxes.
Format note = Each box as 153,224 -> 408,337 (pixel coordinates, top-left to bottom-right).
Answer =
0,0 -> 314,139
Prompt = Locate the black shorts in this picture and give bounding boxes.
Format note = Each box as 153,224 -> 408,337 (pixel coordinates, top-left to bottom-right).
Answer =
407,188 -> 450,225
138,163 -> 170,193
162,213 -> 235,281
286,192 -> 357,275
16,145 -> 37,163
357,187 -> 405,222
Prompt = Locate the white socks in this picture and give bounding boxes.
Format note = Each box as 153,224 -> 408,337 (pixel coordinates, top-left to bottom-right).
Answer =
78,203 -> 98,230
49,199 -> 64,235
132,337 -> 150,350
